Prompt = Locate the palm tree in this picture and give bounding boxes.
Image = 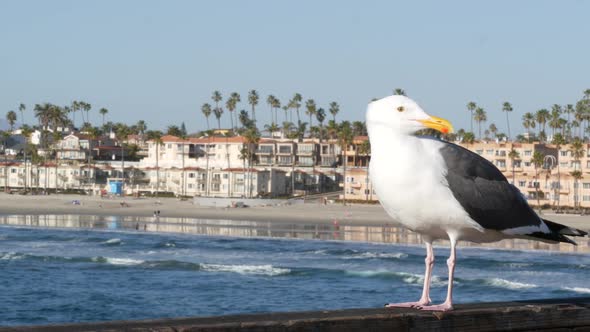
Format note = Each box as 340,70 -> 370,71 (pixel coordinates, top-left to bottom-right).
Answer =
535,109 -> 550,141
18,103 -> 25,127
502,102 -> 513,140
213,107 -> 224,130
248,90 -> 259,124
564,104 -> 575,139
70,101 -> 79,128
20,125 -> 34,191
466,102 -> 476,134
225,96 -> 237,132
212,90 -> 222,112
147,131 -> 163,197
531,151 -> 545,210
271,97 -> 281,126
489,123 -> 498,139
136,120 -> 147,142
1,130 -> 10,191
266,95 -> 276,124
474,107 -> 487,139
201,103 -> 212,130
571,170 -> 583,211
264,123 -> 280,137
282,121 -> 294,138
508,149 -> 520,184
305,99 -> 316,137
522,112 -> 535,142
6,111 -> 17,131
393,88 -> 406,96
243,128 -> 260,198
80,101 -> 92,124
316,108 -> 326,141
292,93 -> 303,124
99,108 -> 108,127
551,133 -> 566,209
329,102 -> 340,123
229,92 -> 241,131
338,121 -> 353,205
239,110 -> 252,130
570,138 -> 584,210
357,139 -> 371,200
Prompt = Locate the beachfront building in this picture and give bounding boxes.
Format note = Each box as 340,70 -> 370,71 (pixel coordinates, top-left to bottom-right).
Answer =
0,161 -> 98,191
141,166 -> 288,198
341,139 -> 590,209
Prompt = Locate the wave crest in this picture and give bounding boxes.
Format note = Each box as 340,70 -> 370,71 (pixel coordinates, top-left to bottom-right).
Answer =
200,263 -> 291,276
483,278 -> 537,290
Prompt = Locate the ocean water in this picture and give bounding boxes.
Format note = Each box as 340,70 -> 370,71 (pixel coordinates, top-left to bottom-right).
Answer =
0,219 -> 589,326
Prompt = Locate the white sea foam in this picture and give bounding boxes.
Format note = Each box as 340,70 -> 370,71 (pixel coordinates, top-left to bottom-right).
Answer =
503,262 -> 533,268
483,278 -> 537,290
563,287 -> 590,294
397,272 -> 447,287
345,269 -> 393,278
165,242 -> 176,247
93,257 -> 144,266
103,238 -> 122,245
200,263 -> 290,276
0,252 -> 25,260
348,252 -> 408,259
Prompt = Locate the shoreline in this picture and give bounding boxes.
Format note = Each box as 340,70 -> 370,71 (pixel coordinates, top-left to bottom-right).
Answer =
0,193 -> 589,231
0,193 -> 588,253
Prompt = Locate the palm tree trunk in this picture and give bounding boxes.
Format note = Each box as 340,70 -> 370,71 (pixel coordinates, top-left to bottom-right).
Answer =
182,143 -> 185,197
156,144 -> 159,198
506,112 -> 511,140
342,149 -> 347,206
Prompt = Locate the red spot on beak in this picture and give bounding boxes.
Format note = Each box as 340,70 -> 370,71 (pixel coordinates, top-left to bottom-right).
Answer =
441,127 -> 449,134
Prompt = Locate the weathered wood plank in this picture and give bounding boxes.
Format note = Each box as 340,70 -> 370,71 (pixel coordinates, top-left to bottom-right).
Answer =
1,297 -> 589,332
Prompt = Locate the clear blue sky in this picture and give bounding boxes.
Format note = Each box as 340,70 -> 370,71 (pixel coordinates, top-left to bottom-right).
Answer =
1,0 -> 588,135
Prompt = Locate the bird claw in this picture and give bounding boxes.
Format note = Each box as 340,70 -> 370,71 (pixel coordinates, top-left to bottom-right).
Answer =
417,303 -> 453,311
385,300 -> 430,308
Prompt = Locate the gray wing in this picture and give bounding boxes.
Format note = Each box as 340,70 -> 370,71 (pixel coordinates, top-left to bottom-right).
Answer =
437,142 -> 542,231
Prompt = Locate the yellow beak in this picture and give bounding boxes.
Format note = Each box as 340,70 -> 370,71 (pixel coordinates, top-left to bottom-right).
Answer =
418,115 -> 454,134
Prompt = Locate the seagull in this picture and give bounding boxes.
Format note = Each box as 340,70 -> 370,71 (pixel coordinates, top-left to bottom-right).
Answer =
367,95 -> 587,311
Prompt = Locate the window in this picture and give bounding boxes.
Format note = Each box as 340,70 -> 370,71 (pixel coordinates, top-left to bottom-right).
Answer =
475,150 -> 483,155
518,181 -> 526,187
572,161 -> 581,170
583,195 -> 590,201
223,174 -> 228,179
524,162 -> 531,167
298,145 -> 313,153
486,149 -> 494,155
496,160 -> 506,167
257,145 -> 273,154
559,162 -> 568,168
560,151 -> 568,157
524,150 -> 532,156
513,160 -> 521,168
189,173 -> 195,178
279,145 -> 292,154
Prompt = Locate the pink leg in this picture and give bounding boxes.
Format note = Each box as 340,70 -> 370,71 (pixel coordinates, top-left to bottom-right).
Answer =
419,237 -> 456,311
386,242 -> 434,308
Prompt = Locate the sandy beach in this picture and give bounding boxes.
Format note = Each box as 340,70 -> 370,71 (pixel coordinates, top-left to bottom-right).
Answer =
0,192 -> 589,232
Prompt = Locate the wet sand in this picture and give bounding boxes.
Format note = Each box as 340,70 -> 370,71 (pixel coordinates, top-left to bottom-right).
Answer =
0,193 -> 588,232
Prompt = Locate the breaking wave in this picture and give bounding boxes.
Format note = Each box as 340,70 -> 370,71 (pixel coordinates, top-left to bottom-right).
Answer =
200,263 -> 291,276
102,238 -> 122,245
562,287 -> 590,294
481,278 -> 537,290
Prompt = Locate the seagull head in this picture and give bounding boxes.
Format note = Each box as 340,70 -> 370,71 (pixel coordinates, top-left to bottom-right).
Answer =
366,95 -> 454,136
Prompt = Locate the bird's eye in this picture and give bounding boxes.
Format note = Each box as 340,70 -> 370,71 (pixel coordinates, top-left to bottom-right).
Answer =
397,106 -> 405,112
